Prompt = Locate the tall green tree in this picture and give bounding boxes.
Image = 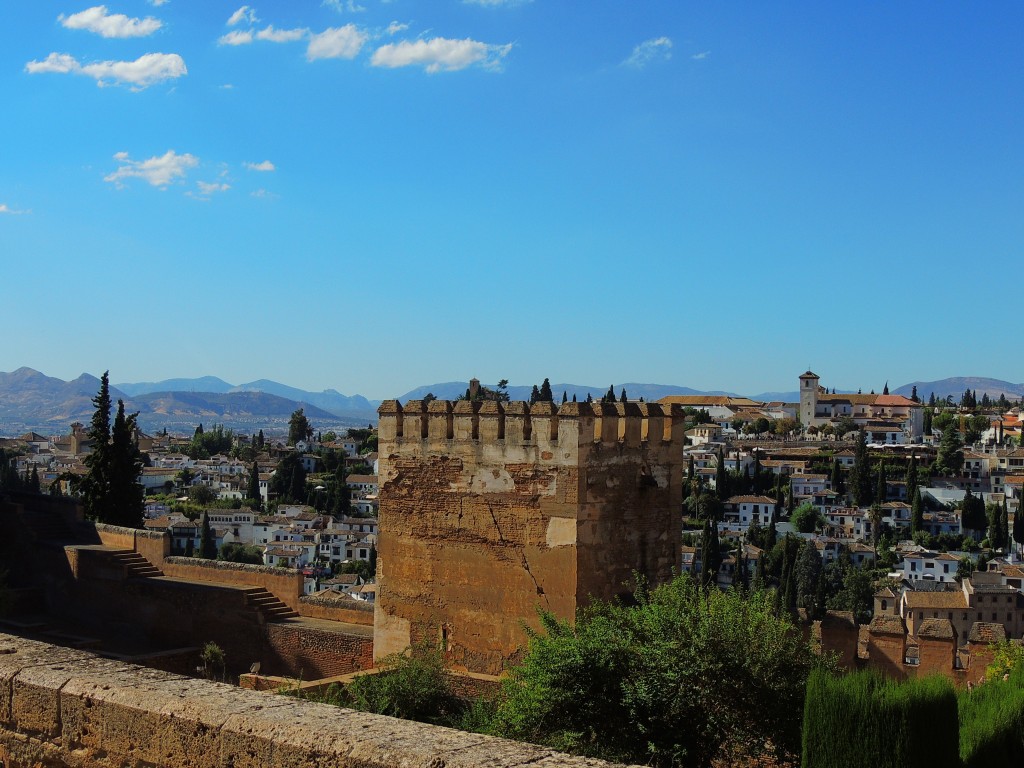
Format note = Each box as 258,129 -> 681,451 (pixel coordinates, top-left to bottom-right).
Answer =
287,408 -> 312,446
79,371 -> 113,522
108,399 -> 145,528
875,463 -> 887,504
700,519 -> 721,586
961,489 -> 987,537
539,378 -> 553,402
849,428 -> 873,507
830,458 -> 844,496
1013,505 -> 1024,555
794,539 -> 822,617
199,511 -> 217,559
935,426 -> 964,476
911,488 -> 924,533
247,460 -> 262,511
905,453 -> 918,500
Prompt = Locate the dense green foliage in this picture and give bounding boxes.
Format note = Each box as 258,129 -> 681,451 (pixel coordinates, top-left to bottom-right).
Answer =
185,423 -> 234,459
791,502 -> 824,533
288,408 -> 312,446
959,663 -> 1024,767
802,669 -> 959,768
346,644 -> 460,723
78,373 -> 145,527
489,576 -> 823,768
218,542 -> 264,564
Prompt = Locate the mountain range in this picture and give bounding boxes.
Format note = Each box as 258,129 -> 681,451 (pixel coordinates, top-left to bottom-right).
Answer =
2,368 -> 1021,437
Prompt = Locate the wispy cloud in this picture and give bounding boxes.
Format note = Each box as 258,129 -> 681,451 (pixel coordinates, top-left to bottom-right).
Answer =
691,50 -> 710,61
623,36 -> 673,69
244,160 -> 275,172
386,21 -> 409,36
195,181 -> 230,196
218,30 -> 253,46
104,150 -> 198,188
251,188 -> 279,200
25,51 -> 186,89
59,5 -> 162,38
148,0 -> 169,6
307,25 -> 368,60
323,0 -> 366,12
227,6 -> 259,26
371,37 -> 511,73
256,25 -> 308,43
0,204 -> 29,215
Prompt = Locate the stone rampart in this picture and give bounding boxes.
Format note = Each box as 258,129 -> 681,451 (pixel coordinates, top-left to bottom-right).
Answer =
375,399 -> 685,675
298,594 -> 374,626
0,632 -> 624,768
162,557 -> 304,611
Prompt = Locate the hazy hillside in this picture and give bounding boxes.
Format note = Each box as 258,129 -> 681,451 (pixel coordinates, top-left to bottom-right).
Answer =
893,377 -> 1024,401
115,376 -> 234,396
0,368 -> 369,435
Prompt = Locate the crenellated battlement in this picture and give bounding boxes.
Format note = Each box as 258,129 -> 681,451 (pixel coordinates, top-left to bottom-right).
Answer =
377,399 -> 687,448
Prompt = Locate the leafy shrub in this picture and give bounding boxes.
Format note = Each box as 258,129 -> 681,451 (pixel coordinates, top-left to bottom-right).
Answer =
346,642 -> 459,724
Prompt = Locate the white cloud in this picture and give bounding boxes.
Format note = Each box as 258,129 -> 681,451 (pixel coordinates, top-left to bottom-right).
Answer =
227,6 -> 258,26
244,160 -> 275,172
323,0 -> 366,12
59,5 -> 162,38
0,204 -> 29,215
371,37 -> 511,73
26,51 -> 186,89
386,21 -> 409,35
691,50 -> 710,60
25,52 -> 79,74
307,25 -> 368,60
104,150 -> 198,188
219,29 -> 254,45
623,37 -> 673,69
196,181 -> 230,195
148,0 -> 169,6
251,188 -> 278,199
256,25 -> 308,43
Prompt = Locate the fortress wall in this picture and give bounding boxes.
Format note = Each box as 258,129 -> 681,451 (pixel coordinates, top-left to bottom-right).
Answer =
265,624 -> 373,680
0,633 -> 619,768
375,400 -> 684,675
162,558 -> 304,611
298,595 -> 374,626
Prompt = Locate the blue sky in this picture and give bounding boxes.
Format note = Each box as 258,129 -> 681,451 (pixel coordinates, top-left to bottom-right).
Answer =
2,1 -> 1022,399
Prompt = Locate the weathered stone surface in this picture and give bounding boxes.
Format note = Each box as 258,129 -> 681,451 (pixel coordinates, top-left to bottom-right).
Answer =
376,400 -> 684,675
0,633 -> 633,768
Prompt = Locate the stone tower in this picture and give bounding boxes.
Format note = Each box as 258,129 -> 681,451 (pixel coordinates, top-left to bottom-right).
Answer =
799,370 -> 820,427
373,399 -> 685,675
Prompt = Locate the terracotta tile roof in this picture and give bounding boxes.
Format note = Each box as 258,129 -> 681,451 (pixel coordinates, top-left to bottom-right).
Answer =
904,591 -> 968,610
917,618 -> 956,640
869,615 -> 906,635
724,495 -> 776,504
968,623 -> 1007,644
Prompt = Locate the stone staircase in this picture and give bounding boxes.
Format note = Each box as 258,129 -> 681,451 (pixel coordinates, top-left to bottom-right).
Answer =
107,549 -> 163,578
244,587 -> 299,621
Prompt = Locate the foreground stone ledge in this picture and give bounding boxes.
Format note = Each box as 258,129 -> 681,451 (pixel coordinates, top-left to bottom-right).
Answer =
0,633 -> 632,767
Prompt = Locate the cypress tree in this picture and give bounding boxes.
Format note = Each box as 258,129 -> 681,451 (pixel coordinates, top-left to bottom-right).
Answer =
247,461 -> 262,511
80,371 -> 113,523
906,454 -> 918,500
875,463 -> 887,504
1013,504 -> 1024,555
715,446 -> 728,500
795,539 -> 822,616
830,458 -> 844,495
562,391 -> 568,404
620,388 -> 628,403
1000,498 -> 1010,552
849,428 -> 873,507
539,378 -> 553,402
911,488 -> 924,533
700,520 -> 721,587
605,385 -> 615,403
199,511 -> 217,559
335,461 -> 350,515
529,385 -> 541,405
29,466 -> 41,493
289,462 -> 306,502
108,399 -> 144,528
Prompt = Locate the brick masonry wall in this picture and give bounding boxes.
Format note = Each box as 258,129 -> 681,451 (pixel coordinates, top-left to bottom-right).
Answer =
265,624 -> 373,679
0,632 -> 626,768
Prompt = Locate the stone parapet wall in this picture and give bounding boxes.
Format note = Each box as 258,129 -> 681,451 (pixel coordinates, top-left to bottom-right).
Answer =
162,557 -> 304,611
265,623 -> 373,680
298,594 -> 374,625
92,522 -> 170,567
0,633 -> 625,768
